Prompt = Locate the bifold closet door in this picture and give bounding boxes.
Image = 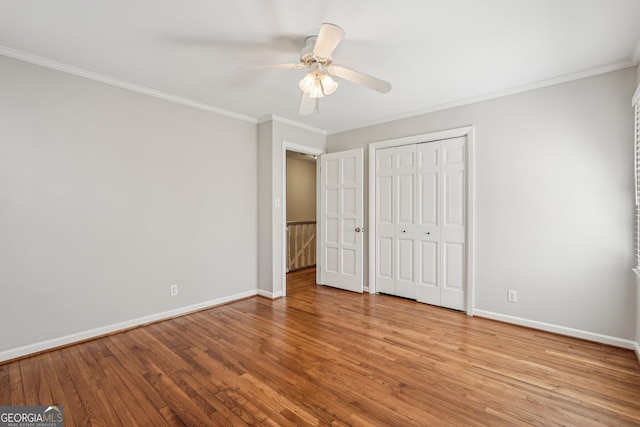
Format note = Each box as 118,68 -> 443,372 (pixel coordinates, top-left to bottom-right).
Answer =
375,144 -> 417,299
417,137 -> 466,310
375,137 -> 466,309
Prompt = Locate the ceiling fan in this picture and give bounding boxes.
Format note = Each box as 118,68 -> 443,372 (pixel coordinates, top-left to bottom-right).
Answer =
258,23 -> 392,115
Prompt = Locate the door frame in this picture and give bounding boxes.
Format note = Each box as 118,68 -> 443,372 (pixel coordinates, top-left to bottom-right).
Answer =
368,126 -> 476,315
282,141 -> 324,297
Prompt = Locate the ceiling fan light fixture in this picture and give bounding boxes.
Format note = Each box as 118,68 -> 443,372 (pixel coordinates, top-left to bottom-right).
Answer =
309,83 -> 324,98
320,73 -> 338,95
299,71 -> 317,93
248,23 -> 392,115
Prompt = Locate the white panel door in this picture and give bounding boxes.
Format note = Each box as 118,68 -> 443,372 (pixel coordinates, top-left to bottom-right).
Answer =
440,137 -> 466,309
375,145 -> 417,298
319,148 -> 364,293
417,137 -> 466,310
394,145 -> 417,299
416,142 -> 440,305
375,147 -> 395,294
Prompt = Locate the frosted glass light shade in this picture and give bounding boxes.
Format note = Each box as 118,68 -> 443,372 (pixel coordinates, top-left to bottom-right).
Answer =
320,74 -> 338,95
309,84 -> 324,98
299,72 -> 317,93
299,70 -> 338,97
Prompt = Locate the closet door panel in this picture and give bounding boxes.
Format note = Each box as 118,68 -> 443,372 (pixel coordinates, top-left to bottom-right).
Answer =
417,142 -> 441,304
376,147 -> 396,293
441,242 -> 465,309
417,240 -> 439,304
439,137 -> 466,310
394,145 -> 417,298
443,169 -> 465,228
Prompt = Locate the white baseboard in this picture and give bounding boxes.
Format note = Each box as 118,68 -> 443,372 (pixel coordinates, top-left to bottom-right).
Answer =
257,289 -> 282,299
474,309 -> 637,350
0,289 -> 258,363
4,297 -> 636,364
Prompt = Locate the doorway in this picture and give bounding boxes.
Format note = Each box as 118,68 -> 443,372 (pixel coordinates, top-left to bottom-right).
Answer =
282,142 -> 323,297
285,150 -> 317,273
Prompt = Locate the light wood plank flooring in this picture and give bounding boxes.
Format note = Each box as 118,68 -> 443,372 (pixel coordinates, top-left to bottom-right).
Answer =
1,267 -> 639,426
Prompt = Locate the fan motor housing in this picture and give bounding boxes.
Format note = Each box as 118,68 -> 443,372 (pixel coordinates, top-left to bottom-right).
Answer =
300,36 -> 329,65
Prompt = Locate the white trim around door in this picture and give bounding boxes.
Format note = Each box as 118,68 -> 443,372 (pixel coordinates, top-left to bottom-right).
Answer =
368,126 -> 476,315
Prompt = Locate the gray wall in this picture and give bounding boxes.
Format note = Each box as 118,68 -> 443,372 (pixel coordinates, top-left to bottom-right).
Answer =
286,156 -> 316,222
257,119 -> 325,297
257,121 -> 274,296
0,56 -> 258,357
328,68 -> 637,342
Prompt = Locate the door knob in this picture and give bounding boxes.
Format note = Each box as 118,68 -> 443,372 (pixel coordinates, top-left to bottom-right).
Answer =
355,227 -> 361,232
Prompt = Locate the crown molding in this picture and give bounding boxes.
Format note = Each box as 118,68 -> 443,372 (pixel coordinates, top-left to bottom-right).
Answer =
260,114 -> 327,135
3,45 -> 636,136
329,60 -> 636,135
0,45 -> 258,124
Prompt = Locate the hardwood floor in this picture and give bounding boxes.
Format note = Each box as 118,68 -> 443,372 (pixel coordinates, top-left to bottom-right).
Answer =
2,267 -> 640,426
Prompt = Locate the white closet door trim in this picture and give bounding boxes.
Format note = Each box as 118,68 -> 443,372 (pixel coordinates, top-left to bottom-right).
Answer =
368,126 -> 476,315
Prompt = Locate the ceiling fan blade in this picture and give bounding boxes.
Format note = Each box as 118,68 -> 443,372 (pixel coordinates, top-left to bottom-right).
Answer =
299,92 -> 316,115
313,23 -> 345,60
328,65 -> 392,93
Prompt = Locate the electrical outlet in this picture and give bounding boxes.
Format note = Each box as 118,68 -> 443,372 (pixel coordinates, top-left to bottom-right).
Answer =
170,284 -> 178,297
507,289 -> 517,303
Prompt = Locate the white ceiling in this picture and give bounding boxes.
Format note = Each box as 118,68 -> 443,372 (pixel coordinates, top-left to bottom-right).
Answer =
1,0 -> 639,134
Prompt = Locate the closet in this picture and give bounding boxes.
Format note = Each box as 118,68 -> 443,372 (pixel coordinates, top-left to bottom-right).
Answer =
375,137 -> 466,311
